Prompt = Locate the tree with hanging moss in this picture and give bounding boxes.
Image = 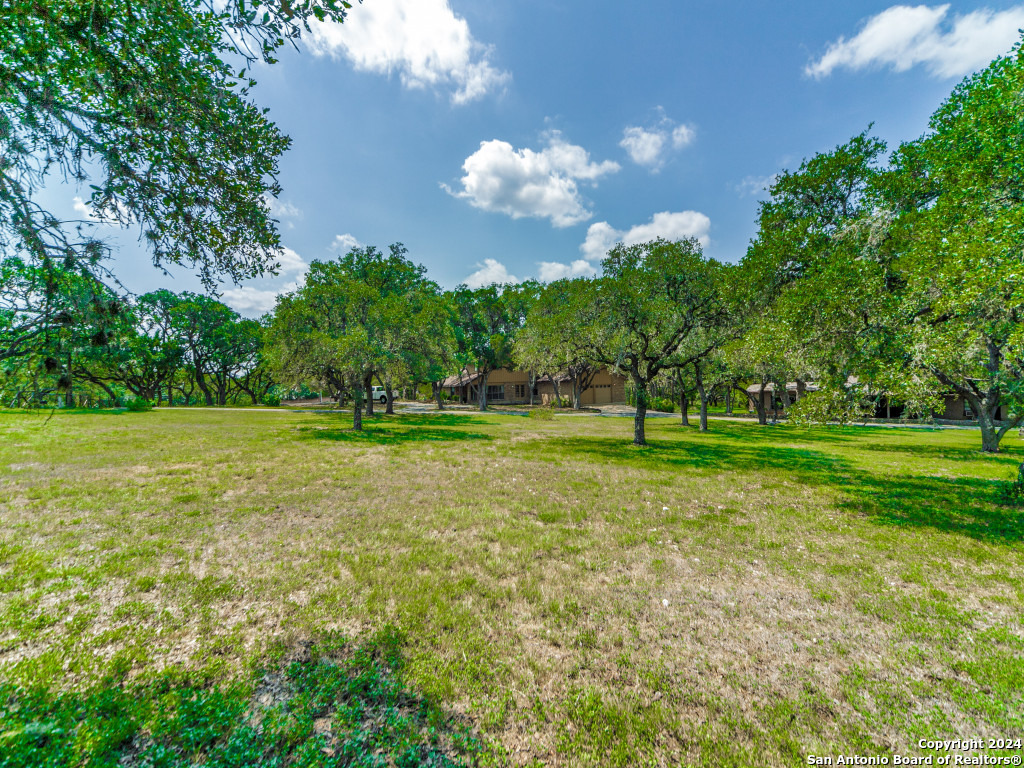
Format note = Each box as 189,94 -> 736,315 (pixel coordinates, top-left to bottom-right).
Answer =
0,0 -> 353,386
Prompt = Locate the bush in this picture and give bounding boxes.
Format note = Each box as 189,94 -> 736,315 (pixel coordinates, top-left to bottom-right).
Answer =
996,462 -> 1024,506
262,391 -> 281,407
648,396 -> 676,413
124,398 -> 153,412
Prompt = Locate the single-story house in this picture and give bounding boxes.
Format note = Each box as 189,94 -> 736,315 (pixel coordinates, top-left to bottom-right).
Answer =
745,379 -> 1012,421
744,380 -> 820,414
442,365 -> 626,405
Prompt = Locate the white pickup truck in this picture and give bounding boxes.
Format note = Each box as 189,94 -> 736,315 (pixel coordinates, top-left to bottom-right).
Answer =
370,386 -> 398,404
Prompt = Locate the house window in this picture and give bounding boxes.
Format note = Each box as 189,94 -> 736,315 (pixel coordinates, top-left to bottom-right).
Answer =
514,384 -> 526,398
487,384 -> 504,400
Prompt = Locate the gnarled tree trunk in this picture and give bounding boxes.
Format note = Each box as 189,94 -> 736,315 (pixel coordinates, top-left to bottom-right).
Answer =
364,374 -> 374,417
696,369 -> 709,432
477,370 -> 490,411
633,382 -> 648,446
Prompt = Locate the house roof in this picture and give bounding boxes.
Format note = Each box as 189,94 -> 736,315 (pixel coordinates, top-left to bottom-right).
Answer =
536,373 -> 571,385
745,381 -> 821,394
441,370 -> 483,388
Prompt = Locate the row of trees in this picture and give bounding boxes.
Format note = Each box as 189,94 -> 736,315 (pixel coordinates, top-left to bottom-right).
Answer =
3,9 -> 1020,453
270,35 -> 1024,452
264,237 -> 734,445
737,37 -> 1024,453
1,289 -> 273,409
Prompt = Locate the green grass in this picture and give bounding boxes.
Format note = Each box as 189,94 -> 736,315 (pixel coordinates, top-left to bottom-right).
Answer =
0,408 -> 1022,766
0,627 -> 480,767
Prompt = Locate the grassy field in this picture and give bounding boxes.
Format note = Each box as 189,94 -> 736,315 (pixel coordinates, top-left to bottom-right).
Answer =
0,408 -> 1022,766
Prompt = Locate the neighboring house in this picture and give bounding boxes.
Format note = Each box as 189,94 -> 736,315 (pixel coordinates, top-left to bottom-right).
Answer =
744,379 -> 1011,421
442,365 -> 626,405
535,369 -> 627,406
936,394 -> 1010,421
744,381 -> 819,415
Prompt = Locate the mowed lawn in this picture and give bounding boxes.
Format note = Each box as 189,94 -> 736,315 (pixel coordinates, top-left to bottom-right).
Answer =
0,408 -> 1022,766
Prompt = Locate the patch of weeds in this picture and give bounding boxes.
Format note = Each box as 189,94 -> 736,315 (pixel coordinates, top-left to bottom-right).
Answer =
557,685 -> 670,768
111,601 -> 156,622
131,576 -> 158,593
0,627 -> 482,768
995,462 -> 1024,506
191,575 -> 239,604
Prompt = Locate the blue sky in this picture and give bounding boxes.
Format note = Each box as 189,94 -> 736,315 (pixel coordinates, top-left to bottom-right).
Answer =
46,1 -> 1024,315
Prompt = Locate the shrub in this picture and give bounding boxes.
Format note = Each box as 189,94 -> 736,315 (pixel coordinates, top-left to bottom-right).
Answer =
262,391 -> 282,407
124,398 -> 153,412
996,462 -> 1024,507
648,396 -> 676,413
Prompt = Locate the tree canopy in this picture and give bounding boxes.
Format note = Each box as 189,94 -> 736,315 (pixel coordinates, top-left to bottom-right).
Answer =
0,0 -> 352,385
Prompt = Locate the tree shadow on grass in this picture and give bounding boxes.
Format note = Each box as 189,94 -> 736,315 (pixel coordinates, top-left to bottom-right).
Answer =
686,419 -> 861,446
852,440 -> 1021,464
522,434 -> 855,485
1,408 -> 135,418
842,473 -> 1023,543
525,432 -> 1023,545
297,412 -> 492,445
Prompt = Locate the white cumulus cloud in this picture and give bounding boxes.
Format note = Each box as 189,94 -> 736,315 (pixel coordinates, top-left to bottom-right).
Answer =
620,110 -> 696,171
445,131 -> 620,228
307,0 -> 510,103
221,286 -> 284,316
264,196 -> 302,228
579,211 -> 712,262
806,4 -> 1024,79
536,259 -> 597,282
274,246 -> 308,276
222,246 -> 307,317
330,233 -> 362,253
463,258 -> 519,289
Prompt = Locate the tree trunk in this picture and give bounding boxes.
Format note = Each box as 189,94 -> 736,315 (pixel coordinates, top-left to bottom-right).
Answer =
978,399 -> 1000,451
195,366 -> 214,406
633,378 -> 648,446
549,374 -> 563,407
364,375 -> 374,417
724,387 -> 733,416
755,381 -> 768,426
352,387 -> 363,431
680,390 -> 690,426
529,371 -> 536,406
696,370 -> 708,432
385,377 -> 395,415
478,370 -> 490,411
572,375 -> 582,410
432,381 -> 445,410
65,352 -> 73,408
964,391 -> 1017,453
